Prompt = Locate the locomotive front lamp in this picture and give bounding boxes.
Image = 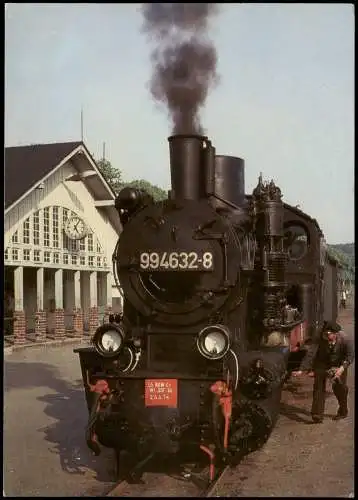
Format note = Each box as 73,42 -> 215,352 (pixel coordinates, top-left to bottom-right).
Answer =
197,324 -> 231,360
92,323 -> 125,358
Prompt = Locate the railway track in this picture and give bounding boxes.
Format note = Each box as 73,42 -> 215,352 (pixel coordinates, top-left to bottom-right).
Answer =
106,452 -> 231,497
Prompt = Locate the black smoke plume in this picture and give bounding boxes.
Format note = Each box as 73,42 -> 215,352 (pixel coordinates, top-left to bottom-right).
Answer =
141,3 -> 219,135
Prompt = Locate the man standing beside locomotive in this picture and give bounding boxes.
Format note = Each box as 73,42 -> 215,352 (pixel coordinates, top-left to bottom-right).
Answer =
292,321 -> 354,423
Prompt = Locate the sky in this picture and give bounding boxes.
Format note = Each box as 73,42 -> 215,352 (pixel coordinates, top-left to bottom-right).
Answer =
5,3 -> 354,244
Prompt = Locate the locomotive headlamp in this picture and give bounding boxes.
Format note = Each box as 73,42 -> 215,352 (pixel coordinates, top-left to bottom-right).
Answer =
197,324 -> 231,360
92,323 -> 125,358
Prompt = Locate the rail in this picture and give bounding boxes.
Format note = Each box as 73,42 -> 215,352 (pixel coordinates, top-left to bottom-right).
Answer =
107,452 -> 230,497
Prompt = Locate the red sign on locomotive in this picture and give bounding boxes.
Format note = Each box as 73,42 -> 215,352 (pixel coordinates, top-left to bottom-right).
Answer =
144,379 -> 178,408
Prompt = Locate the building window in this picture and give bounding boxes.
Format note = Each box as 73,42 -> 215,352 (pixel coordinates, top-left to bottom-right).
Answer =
52,207 -> 59,248
63,208 -> 69,223
103,257 -> 107,267
43,207 -> 50,247
23,249 -> 31,261
79,239 -> 85,251
34,250 -> 41,262
88,256 -> 94,267
96,240 -> 102,253
97,256 -> 101,267
72,255 -> 78,265
53,253 -> 60,264
80,255 -> 86,266
23,218 -> 30,244
5,248 -> 9,260
63,209 -> 69,250
12,248 -> 19,260
12,230 -> 19,243
63,235 -> 69,251
44,251 -> 51,263
63,254 -> 69,265
33,211 -> 40,245
87,233 -> 94,252
68,239 -> 78,252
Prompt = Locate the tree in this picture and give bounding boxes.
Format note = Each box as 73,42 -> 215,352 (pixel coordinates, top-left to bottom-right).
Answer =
97,158 -> 168,202
97,158 -> 123,194
122,179 -> 168,202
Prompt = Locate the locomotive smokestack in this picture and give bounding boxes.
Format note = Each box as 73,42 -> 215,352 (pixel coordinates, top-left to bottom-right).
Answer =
168,134 -> 207,200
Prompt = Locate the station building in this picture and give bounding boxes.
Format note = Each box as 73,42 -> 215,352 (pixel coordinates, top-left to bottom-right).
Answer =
4,141 -> 123,344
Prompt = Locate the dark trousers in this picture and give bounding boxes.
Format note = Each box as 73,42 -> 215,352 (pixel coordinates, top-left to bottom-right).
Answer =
311,368 -> 348,417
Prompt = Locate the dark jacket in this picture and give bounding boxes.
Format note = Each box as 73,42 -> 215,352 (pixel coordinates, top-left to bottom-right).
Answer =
300,331 -> 354,371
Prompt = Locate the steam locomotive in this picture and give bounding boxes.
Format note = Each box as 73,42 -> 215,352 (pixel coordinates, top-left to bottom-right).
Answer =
75,134 -> 338,478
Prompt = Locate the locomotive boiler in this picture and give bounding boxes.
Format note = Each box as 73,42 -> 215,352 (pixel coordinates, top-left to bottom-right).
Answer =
75,134 -> 327,477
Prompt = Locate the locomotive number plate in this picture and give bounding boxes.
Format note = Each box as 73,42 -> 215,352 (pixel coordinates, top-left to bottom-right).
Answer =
144,379 -> 178,408
139,251 -> 214,271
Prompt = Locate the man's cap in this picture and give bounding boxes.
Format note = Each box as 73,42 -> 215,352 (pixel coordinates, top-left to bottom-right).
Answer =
322,321 -> 341,334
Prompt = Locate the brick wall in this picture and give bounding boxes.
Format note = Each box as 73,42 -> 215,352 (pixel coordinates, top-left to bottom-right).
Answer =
13,310 -> 26,344
73,308 -> 83,337
54,309 -> 65,338
35,310 -> 47,342
104,306 -> 112,324
89,306 -> 99,336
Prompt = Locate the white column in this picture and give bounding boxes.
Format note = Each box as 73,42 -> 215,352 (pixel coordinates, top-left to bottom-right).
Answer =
74,270 -> 81,309
90,271 -> 98,307
36,268 -> 44,310
14,266 -> 24,311
55,269 -> 63,309
106,272 -> 112,307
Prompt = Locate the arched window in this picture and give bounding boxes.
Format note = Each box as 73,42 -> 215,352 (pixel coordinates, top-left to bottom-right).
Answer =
5,206 -> 110,270
284,223 -> 309,261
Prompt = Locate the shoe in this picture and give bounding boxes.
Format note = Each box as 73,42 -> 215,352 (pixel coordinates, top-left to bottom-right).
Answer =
312,415 -> 323,423
332,408 -> 348,420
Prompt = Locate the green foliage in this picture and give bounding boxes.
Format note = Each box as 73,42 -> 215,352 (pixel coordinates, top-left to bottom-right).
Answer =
327,243 -> 355,285
120,179 -> 167,202
96,158 -> 167,202
97,158 -> 123,194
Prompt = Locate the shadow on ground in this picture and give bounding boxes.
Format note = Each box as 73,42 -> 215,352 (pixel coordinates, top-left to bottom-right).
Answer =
5,360 -> 115,484
280,376 -> 335,424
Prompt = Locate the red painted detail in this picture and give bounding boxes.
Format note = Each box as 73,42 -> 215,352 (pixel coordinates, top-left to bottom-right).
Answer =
289,321 -> 307,352
144,379 -> 178,408
210,381 -> 232,450
86,383 -> 110,456
88,379 -> 110,398
200,445 -> 215,482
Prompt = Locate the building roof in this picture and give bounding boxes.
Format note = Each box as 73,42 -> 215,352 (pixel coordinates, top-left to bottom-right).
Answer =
5,141 -> 82,209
